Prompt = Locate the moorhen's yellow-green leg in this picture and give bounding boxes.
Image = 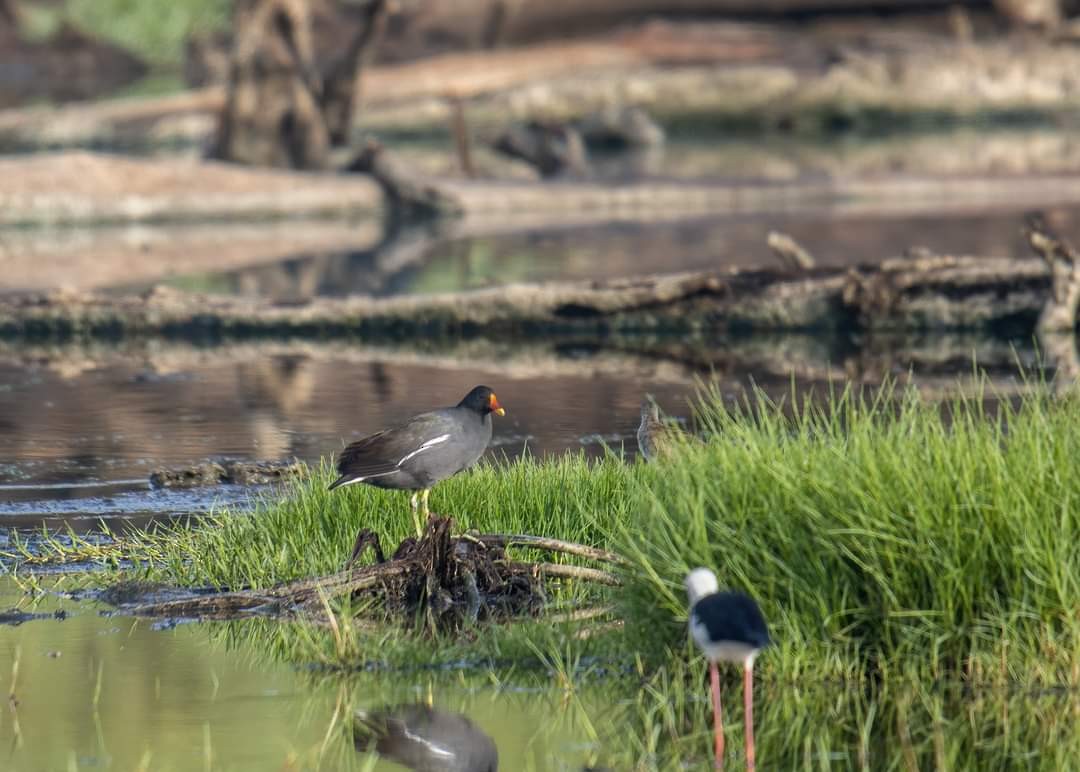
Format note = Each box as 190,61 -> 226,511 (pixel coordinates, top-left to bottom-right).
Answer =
409,489 -> 432,537
409,492 -> 422,537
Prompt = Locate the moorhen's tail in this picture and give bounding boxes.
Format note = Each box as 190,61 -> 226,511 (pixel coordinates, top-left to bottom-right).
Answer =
329,434 -> 400,490
327,474 -> 356,491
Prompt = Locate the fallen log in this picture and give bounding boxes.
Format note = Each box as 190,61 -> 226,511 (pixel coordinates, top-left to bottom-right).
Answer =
0,253 -> 1055,336
0,152 -> 383,227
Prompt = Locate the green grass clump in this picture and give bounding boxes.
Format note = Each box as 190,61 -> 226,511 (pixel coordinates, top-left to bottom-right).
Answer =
20,0 -> 230,69
137,451 -> 631,592
618,383 -> 1080,686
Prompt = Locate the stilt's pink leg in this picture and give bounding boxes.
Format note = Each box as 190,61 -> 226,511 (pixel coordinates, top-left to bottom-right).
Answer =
744,662 -> 756,771
710,661 -> 724,769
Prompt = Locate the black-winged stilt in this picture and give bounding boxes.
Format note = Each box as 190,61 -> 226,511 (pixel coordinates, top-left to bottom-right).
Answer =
685,568 -> 770,770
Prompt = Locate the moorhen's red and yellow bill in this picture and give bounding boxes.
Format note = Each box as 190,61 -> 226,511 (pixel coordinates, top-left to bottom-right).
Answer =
329,385 -> 506,536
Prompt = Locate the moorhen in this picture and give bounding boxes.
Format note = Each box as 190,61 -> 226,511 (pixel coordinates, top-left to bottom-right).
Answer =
685,568 -> 770,770
353,703 -> 499,771
329,385 -> 506,535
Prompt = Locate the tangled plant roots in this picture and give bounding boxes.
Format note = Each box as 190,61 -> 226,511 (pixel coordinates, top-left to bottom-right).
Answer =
104,515 -> 620,628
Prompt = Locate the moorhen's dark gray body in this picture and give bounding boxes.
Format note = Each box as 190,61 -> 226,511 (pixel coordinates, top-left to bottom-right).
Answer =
353,703 -> 499,772
329,386 -> 505,534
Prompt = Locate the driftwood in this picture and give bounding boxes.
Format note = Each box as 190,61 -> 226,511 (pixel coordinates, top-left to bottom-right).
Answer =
345,139 -> 462,216
322,0 -> 389,145
111,516 -> 620,624
1024,213 -> 1080,392
212,0 -> 330,168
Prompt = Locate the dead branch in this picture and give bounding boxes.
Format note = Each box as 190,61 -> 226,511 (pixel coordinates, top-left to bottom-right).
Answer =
767,230 -> 816,271
110,518 -> 619,623
1025,212 -> 1080,334
462,533 -> 626,564
501,561 -> 622,586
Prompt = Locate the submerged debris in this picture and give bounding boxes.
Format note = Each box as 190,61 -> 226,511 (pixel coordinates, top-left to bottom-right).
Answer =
149,459 -> 305,489
104,516 -> 621,628
0,608 -> 66,627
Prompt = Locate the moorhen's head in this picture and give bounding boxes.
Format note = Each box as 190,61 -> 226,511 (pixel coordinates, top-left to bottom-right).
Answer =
458,385 -> 506,417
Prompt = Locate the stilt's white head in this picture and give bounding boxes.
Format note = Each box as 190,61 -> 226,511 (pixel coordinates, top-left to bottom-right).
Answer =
684,567 -> 719,607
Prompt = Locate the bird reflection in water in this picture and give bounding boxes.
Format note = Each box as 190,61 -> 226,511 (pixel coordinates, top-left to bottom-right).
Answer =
353,704 -> 499,772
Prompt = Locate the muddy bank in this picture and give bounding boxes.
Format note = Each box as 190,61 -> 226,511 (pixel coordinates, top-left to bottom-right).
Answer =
0,152 -> 382,226
0,220 -> 383,295
9,151 -> 1080,229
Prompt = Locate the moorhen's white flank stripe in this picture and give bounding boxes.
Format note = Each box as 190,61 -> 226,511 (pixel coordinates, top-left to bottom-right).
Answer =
397,433 -> 452,465
330,434 -> 453,487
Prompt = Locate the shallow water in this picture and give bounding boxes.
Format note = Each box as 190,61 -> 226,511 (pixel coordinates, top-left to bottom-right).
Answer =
0,330 -> 1048,531
1,577 -> 1074,771
116,203 -> 1080,302
0,578 -> 601,771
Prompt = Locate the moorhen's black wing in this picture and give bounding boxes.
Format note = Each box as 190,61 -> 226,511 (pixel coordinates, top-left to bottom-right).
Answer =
330,408 -> 491,491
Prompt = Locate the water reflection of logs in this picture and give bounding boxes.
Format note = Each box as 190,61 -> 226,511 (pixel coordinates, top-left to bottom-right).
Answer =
113,516 -> 620,625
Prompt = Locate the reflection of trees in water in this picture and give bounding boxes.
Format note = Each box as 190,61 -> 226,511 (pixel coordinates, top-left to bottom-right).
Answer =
237,355 -> 317,459
194,203 -> 1080,305
213,221 -> 450,300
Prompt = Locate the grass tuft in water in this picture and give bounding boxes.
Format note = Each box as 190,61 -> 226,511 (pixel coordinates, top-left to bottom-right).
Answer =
617,382 -> 1080,687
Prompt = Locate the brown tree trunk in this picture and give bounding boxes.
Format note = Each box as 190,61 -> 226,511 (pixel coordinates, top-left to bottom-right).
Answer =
322,0 -> 389,146
212,0 -> 330,169
0,0 -> 17,28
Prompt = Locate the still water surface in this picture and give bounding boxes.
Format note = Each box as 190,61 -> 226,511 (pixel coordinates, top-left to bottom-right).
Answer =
0,578 -> 597,771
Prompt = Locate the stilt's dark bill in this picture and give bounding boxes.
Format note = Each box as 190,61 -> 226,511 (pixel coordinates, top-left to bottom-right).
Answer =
329,386 -> 505,537
685,568 -> 770,771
